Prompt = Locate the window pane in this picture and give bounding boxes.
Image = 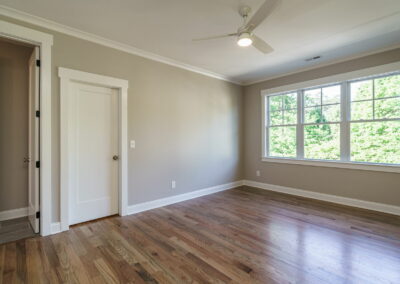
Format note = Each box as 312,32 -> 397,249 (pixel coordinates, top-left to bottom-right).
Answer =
283,93 -> 297,110
304,124 -> 340,160
351,80 -> 372,101
270,110 -> 282,125
304,106 -> 322,123
283,109 -> 297,124
269,126 -> 296,157
351,101 -> 373,120
375,97 -> 400,119
304,89 -> 321,107
269,95 -> 282,112
322,104 -> 341,122
322,85 -> 341,104
375,74 -> 400,98
351,121 -> 400,164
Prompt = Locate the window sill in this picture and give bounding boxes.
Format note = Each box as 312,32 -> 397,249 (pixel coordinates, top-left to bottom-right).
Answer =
261,157 -> 400,173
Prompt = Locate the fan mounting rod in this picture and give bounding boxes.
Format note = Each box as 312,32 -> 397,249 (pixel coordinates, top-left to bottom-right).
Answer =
238,6 -> 252,31
239,5 -> 252,18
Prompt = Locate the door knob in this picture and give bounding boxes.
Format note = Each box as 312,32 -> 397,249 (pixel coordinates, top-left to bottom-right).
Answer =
113,155 -> 119,161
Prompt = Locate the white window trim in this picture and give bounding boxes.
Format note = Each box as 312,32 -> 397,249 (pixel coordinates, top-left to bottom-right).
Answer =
59,67 -> 129,232
261,61 -> 400,173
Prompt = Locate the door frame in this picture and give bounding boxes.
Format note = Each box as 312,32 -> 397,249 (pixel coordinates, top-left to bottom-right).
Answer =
28,46 -> 40,233
0,20 -> 53,236
59,67 -> 129,232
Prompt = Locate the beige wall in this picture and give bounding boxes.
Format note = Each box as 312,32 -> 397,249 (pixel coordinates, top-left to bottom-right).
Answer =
0,16 -> 243,222
244,48 -> 400,207
0,39 -> 33,212
1,15 -> 399,223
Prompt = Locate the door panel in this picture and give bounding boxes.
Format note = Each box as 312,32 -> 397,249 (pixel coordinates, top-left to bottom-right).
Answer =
28,47 -> 40,233
70,82 -> 118,225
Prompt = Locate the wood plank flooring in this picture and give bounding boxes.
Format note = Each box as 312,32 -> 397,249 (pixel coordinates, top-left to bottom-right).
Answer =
0,217 -> 36,245
1,186 -> 400,283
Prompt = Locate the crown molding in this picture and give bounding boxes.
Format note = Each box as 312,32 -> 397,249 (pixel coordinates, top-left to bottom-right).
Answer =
243,43 -> 400,86
0,5 -> 241,85
2,5 -> 399,88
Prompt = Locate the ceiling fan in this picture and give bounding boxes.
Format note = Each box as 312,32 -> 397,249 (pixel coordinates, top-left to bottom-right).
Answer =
193,0 -> 281,54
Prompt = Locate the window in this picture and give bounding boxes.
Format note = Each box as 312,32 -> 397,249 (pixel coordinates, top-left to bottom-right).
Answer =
267,92 -> 297,158
263,72 -> 400,170
303,85 -> 341,160
349,75 -> 400,164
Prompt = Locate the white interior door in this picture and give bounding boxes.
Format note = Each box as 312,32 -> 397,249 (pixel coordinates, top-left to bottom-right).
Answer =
28,47 -> 40,233
69,82 -> 119,225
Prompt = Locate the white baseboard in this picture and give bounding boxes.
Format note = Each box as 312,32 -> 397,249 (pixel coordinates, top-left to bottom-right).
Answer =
127,180 -> 243,215
51,222 -> 61,234
48,179 -> 399,235
244,180 -> 400,216
0,207 -> 28,221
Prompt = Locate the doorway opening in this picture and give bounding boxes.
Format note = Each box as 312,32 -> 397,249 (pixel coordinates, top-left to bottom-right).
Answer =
0,37 -> 40,244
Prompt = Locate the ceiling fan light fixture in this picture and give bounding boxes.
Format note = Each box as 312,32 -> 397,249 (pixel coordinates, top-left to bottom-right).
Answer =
237,33 -> 253,47
192,0 -> 278,54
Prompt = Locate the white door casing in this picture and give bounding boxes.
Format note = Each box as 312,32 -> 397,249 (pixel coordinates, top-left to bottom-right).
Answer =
59,67 -> 128,231
0,20 -> 53,236
69,83 -> 119,225
28,46 -> 40,233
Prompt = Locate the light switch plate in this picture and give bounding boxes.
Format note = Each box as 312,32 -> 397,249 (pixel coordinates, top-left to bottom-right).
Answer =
130,140 -> 135,148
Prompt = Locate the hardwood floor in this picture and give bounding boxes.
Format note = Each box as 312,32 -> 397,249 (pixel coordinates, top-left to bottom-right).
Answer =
0,217 -> 36,245
1,186 -> 399,283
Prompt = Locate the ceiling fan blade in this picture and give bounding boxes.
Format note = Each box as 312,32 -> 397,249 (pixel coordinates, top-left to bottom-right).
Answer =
252,35 -> 274,54
193,33 -> 237,41
245,0 -> 281,31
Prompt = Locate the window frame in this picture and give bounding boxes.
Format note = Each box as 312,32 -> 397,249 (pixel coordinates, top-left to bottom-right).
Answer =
261,62 -> 400,173
265,91 -> 298,158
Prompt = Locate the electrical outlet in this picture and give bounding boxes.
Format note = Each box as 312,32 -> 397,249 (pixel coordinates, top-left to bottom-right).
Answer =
256,170 -> 260,177
130,140 -> 135,148
171,180 -> 176,189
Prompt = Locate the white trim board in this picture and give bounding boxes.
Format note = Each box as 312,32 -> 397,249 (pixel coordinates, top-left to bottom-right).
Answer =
0,207 -> 29,221
243,180 -> 400,216
59,67 -> 129,232
0,5 -> 239,85
2,5 -> 400,87
261,61 -> 400,96
261,157 -> 400,173
0,19 -> 53,236
127,181 -> 244,215
47,181 -> 243,236
50,222 -> 61,234
245,43 -> 400,86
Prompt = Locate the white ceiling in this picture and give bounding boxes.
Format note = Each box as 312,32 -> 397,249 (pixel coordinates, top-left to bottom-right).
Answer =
1,0 -> 400,85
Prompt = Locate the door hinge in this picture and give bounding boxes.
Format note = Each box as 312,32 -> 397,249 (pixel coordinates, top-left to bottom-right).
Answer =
36,211 -> 40,219
36,110 -> 40,118
36,59 -> 41,67
36,161 -> 40,168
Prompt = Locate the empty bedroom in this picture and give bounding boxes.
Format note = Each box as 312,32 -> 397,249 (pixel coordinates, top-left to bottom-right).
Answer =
0,0 -> 399,283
